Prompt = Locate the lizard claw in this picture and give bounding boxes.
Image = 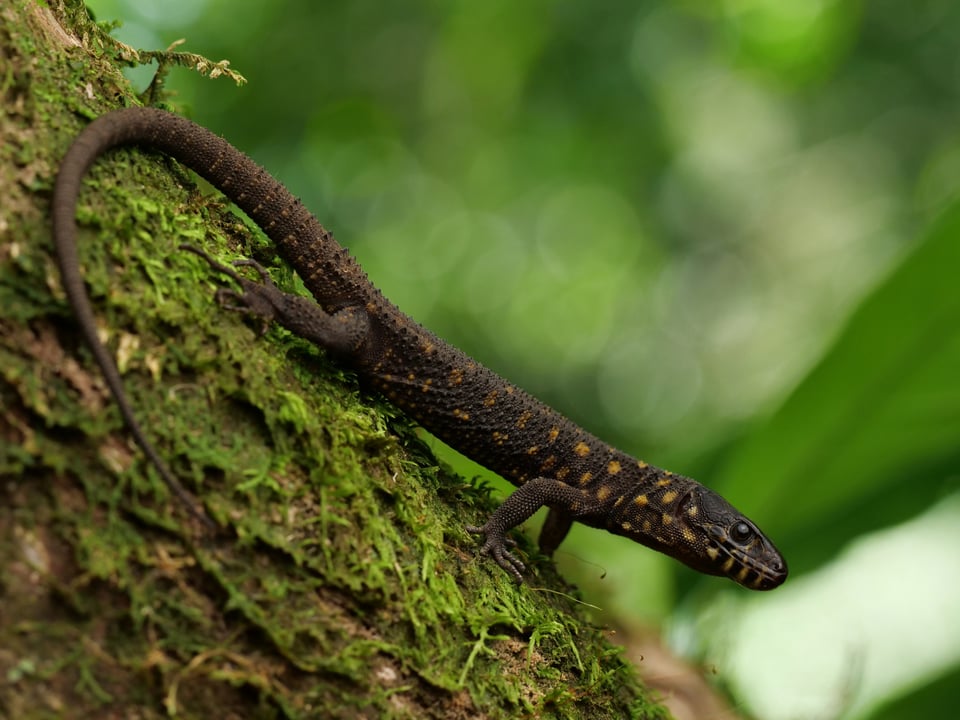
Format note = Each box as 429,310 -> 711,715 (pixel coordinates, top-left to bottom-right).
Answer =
466,524 -> 526,582
231,258 -> 276,286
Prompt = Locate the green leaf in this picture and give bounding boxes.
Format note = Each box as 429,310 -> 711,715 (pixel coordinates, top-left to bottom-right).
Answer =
715,202 -> 960,575
867,661 -> 960,720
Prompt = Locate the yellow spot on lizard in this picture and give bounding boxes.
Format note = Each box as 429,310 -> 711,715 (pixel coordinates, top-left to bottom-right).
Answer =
607,460 -> 622,475
574,441 -> 591,457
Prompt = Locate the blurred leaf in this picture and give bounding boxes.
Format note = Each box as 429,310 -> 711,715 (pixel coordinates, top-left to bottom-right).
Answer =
718,0 -> 861,84
865,662 -> 960,720
714,201 -> 960,575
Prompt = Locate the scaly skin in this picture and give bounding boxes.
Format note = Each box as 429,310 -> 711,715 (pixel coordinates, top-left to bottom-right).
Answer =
52,108 -> 787,589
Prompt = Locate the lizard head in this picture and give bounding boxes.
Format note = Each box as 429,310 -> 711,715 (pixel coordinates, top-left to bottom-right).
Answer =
676,486 -> 787,590
615,480 -> 787,590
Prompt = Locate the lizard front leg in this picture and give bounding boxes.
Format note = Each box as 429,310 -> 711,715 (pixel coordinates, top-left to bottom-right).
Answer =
468,479 -> 595,582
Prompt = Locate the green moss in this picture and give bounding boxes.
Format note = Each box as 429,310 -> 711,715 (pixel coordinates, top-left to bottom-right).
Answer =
0,1 -> 668,718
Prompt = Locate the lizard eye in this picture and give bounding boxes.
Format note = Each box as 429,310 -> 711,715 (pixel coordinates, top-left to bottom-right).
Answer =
730,521 -> 754,544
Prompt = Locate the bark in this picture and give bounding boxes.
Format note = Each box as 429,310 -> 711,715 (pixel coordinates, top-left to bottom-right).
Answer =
0,2 -> 669,718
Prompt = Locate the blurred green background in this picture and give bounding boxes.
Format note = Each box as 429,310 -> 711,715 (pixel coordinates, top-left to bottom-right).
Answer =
83,1 -> 960,717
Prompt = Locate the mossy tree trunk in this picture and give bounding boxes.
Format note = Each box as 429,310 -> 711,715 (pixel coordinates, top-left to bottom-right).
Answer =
0,2 -> 669,718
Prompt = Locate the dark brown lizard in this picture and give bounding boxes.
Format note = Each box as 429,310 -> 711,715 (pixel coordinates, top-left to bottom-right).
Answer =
52,107 -> 787,590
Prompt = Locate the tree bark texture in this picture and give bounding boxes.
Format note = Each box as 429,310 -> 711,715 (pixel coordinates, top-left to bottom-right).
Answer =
0,2 -> 669,718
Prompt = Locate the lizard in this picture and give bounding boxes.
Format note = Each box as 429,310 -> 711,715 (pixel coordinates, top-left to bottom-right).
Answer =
52,107 -> 787,590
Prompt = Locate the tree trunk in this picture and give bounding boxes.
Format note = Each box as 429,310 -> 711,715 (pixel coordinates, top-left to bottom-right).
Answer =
0,2 -> 668,718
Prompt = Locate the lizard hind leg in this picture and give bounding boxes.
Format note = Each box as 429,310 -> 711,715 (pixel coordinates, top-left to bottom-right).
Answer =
180,244 -> 281,335
180,244 -> 371,357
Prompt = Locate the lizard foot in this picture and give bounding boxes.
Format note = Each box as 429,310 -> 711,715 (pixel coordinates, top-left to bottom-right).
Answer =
180,244 -> 282,334
466,524 -> 525,583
